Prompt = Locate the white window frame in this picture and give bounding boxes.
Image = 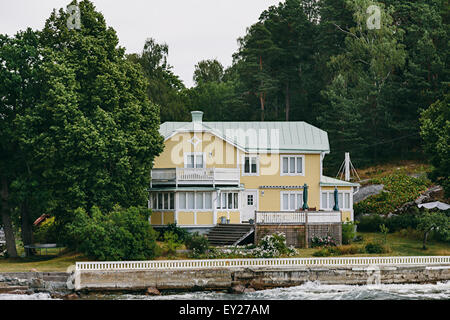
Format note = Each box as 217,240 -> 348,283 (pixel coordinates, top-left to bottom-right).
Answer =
280,155 -> 305,176
320,191 -> 352,210
150,192 -> 175,211
280,191 -> 303,211
242,155 -> 259,176
217,192 -> 240,210
177,191 -> 213,211
184,152 -> 206,169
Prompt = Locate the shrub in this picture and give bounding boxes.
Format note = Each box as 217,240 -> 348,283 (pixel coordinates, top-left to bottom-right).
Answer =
313,248 -> 331,257
311,235 -> 337,248
364,242 -> 385,254
342,221 -> 357,244
357,214 -> 385,232
66,205 -> 159,261
186,233 -> 209,257
33,216 -> 59,243
163,231 -> 182,255
253,233 -> 297,258
156,223 -> 190,242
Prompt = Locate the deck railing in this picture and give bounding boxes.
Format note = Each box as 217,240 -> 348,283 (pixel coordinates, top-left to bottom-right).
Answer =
151,168 -> 240,185
255,211 -> 341,224
75,256 -> 450,271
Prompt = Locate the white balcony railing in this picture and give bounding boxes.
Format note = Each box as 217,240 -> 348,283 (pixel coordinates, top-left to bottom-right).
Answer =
255,211 -> 341,224
151,168 -> 240,186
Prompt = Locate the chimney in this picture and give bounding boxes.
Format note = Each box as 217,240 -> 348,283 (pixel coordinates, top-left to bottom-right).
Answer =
191,111 -> 203,123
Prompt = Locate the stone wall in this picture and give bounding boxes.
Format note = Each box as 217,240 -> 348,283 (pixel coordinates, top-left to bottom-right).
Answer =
75,265 -> 450,292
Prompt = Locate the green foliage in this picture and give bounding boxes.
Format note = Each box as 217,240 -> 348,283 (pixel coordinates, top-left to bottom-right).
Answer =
157,223 -> 190,243
420,92 -> 450,198
358,212 -> 420,233
193,59 -> 224,85
186,233 -> 209,258
417,211 -> 450,249
364,242 -> 387,254
66,206 -> 159,261
313,244 -> 362,257
33,217 -> 59,244
342,221 -> 357,244
162,231 -> 182,255
311,235 -> 338,247
254,232 -> 297,258
354,174 -> 430,215
380,224 -> 389,243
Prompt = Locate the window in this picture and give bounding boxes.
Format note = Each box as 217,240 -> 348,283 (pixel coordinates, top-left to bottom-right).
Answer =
281,192 -> 303,211
243,156 -> 258,175
247,194 -> 254,206
217,192 -> 239,209
151,192 -> 175,210
321,191 -> 352,210
281,155 -> 304,175
178,192 -> 213,210
184,153 -> 205,169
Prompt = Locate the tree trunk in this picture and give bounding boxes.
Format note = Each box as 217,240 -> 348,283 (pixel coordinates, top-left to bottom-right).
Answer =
422,231 -> 429,250
259,93 -> 265,121
1,176 -> 18,258
21,201 -> 34,256
285,82 -> 290,121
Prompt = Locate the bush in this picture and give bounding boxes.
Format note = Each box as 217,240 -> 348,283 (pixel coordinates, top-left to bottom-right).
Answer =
186,233 -> 209,257
313,245 -> 362,257
156,223 -> 190,242
357,214 -> 385,232
253,232 -> 297,258
33,216 -> 59,243
163,231 -> 182,255
66,205 -> 159,261
311,235 -> 338,248
364,242 -> 386,254
313,248 -> 331,257
342,221 -> 357,244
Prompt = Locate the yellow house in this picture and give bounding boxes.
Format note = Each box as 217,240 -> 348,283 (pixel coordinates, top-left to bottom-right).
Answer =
149,111 -> 360,234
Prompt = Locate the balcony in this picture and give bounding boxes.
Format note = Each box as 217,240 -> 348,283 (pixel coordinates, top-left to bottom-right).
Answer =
151,168 -> 241,187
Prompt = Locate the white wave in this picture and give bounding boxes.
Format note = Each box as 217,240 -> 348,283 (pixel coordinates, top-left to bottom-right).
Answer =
0,293 -> 55,300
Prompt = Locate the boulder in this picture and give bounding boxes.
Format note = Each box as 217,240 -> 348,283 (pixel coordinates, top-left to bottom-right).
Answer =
231,284 -> 245,294
243,287 -> 256,293
146,287 -> 160,296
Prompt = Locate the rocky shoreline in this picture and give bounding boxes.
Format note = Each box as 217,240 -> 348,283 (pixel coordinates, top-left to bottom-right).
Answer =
2,263 -> 450,299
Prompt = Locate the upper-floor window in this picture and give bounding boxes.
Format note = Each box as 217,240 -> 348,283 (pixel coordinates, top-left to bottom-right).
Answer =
281,191 -> 303,211
151,192 -> 175,210
184,152 -> 205,169
243,155 -> 258,175
281,155 -> 305,176
321,191 -> 351,210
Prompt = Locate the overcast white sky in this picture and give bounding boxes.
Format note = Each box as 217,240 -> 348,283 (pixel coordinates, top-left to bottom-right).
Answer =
0,0 -> 282,87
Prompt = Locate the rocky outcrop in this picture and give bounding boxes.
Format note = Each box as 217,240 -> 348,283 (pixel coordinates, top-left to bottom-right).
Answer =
0,272 -> 70,296
353,184 -> 385,203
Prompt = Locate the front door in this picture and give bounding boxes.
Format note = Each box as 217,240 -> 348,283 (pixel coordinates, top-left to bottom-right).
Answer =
242,190 -> 257,222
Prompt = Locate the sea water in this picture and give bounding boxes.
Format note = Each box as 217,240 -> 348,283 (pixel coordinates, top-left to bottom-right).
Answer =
2,281 -> 449,300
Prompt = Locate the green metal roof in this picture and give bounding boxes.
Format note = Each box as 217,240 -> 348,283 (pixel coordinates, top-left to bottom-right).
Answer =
320,176 -> 360,187
160,120 -> 330,153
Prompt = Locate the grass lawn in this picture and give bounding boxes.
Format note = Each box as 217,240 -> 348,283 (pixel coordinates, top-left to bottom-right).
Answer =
0,250 -> 88,272
1,232 -> 448,272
